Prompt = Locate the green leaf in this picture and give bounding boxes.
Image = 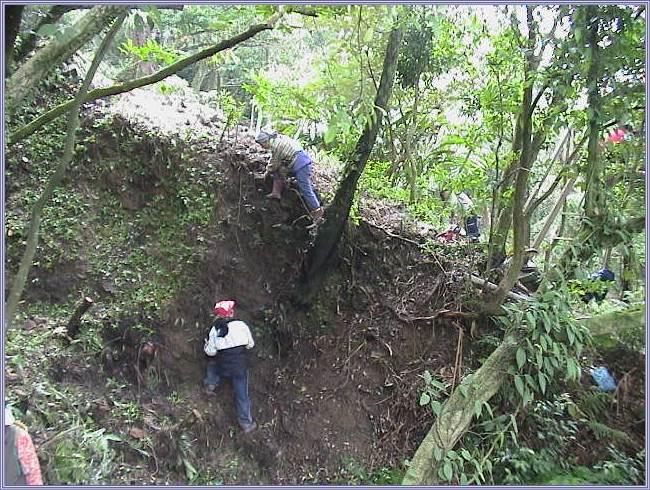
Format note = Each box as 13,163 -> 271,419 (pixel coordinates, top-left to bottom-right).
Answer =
461,449 -> 472,461
514,375 -> 525,399
483,401 -> 493,417
419,392 -> 431,406
538,372 -> 547,394
443,462 -> 453,481
567,327 -> 575,345
430,379 -> 447,391
36,23 -> 58,37
433,447 -> 444,462
184,459 -> 198,481
525,312 -> 536,328
540,335 -> 548,350
474,400 -> 482,418
523,388 -> 533,406
516,347 -> 526,369
431,400 -> 443,416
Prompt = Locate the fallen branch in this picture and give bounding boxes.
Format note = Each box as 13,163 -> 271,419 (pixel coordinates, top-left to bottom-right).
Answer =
468,274 -> 531,302
363,219 -> 422,247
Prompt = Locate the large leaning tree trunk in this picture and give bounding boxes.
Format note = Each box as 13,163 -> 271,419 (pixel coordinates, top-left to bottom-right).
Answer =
5,12 -> 127,330
402,333 -> 520,484
8,11 -> 285,147
5,5 -> 124,110
297,27 -> 403,304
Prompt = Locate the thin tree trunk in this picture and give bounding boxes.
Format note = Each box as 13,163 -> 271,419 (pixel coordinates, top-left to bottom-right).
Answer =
8,14 -> 283,146
191,61 -> 209,91
5,13 -> 127,330
620,247 -> 634,295
531,176 -> 576,250
407,80 -> 420,203
298,27 -> 403,304
5,6 -> 124,110
543,199 -> 568,274
524,130 -> 570,211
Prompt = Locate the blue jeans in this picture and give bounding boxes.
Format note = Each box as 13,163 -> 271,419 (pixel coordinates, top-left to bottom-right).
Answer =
292,164 -> 320,210
204,359 -> 253,427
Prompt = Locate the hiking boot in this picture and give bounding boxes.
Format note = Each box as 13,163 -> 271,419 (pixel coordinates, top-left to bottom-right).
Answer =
265,177 -> 285,200
241,421 -> 257,434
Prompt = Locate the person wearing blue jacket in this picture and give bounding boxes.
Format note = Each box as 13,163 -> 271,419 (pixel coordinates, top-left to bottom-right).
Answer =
203,300 -> 256,433
582,268 -> 616,303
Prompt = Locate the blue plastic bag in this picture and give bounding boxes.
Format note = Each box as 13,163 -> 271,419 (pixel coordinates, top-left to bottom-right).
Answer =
589,366 -> 617,391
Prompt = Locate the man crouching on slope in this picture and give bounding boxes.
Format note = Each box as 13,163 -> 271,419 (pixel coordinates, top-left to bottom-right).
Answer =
203,300 -> 257,434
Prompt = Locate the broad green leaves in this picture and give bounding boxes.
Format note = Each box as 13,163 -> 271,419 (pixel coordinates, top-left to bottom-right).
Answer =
418,370 -> 449,417
505,290 -> 590,407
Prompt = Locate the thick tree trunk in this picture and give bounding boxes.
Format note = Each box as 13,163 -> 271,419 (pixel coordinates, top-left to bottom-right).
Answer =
5,6 -> 124,110
14,5 -> 77,64
402,333 -> 519,484
4,5 -> 24,76
579,304 -> 644,337
8,13 -> 284,146
557,7 -> 605,279
483,6 -> 537,312
298,27 -> 403,304
5,13 -> 126,329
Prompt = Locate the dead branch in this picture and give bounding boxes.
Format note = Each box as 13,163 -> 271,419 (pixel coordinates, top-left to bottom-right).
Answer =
468,274 -> 531,302
363,219 -> 421,247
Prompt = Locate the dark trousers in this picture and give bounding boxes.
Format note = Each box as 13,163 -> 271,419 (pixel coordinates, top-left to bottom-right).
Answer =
204,358 -> 253,427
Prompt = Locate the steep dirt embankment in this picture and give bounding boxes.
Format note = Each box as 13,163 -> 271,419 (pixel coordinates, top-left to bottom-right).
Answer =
153,136 -> 491,482
8,87 -> 482,484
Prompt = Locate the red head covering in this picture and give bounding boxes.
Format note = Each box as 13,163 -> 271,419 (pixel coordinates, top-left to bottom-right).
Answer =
213,300 -> 235,317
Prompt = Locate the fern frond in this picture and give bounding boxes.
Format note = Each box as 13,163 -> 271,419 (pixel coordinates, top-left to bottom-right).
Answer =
586,420 -> 631,444
578,391 -> 612,419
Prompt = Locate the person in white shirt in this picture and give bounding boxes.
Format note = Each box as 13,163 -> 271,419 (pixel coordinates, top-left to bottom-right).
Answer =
203,300 -> 256,433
